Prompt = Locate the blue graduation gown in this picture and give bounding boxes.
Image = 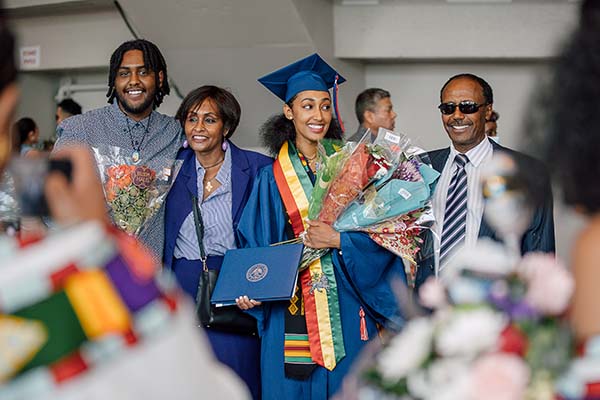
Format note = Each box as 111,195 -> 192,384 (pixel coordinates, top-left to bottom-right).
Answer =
237,165 -> 407,400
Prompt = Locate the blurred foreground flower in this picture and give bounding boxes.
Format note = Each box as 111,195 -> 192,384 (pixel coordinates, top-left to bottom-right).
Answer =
359,242 -> 574,400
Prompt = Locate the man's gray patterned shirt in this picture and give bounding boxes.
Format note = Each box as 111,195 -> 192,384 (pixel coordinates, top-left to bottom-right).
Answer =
54,101 -> 184,259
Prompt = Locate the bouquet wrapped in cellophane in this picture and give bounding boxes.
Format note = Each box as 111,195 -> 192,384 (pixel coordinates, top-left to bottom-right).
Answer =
299,129 -> 439,285
92,145 -> 182,236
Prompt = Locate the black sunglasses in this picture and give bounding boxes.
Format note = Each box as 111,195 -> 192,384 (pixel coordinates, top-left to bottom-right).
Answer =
438,101 -> 486,115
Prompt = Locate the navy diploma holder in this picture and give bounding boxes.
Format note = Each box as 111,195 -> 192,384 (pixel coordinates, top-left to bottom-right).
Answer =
211,243 -> 304,306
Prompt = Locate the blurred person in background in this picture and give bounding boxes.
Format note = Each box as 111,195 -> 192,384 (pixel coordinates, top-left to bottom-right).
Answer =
55,98 -> 82,125
532,0 -> 600,396
0,5 -> 248,399
14,116 -> 41,157
544,0 -> 600,354
49,98 -> 82,149
348,88 -> 397,143
485,110 -> 499,143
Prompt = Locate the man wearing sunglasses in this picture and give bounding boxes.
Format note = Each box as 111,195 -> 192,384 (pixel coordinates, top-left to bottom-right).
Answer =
414,73 -> 555,285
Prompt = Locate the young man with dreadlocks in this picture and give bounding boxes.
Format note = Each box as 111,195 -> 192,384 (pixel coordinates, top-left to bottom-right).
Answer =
54,39 -> 183,258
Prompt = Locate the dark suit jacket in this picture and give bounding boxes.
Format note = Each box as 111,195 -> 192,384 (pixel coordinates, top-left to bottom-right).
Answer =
415,139 -> 555,286
163,141 -> 272,269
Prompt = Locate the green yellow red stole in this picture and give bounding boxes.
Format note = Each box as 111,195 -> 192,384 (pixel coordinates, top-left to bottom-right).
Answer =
273,141 -> 345,371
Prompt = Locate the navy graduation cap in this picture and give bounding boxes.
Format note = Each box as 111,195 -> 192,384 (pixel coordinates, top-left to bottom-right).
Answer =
258,53 -> 347,131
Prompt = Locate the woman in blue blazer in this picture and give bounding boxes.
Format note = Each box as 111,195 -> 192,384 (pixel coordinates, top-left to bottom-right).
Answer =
164,85 -> 271,399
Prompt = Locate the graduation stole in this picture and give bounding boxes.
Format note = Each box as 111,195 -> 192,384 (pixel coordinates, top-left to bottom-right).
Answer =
272,141 -> 346,371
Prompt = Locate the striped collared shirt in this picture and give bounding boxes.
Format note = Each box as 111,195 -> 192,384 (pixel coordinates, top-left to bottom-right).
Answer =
54,101 -> 184,258
173,148 -> 236,259
432,138 -> 493,275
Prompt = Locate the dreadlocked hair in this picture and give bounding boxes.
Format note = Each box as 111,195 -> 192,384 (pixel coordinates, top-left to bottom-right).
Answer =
106,39 -> 170,107
259,114 -> 343,156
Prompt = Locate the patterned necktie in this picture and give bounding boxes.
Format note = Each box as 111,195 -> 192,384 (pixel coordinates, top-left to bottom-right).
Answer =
439,153 -> 469,270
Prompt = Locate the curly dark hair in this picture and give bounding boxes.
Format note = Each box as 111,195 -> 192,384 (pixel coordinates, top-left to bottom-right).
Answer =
543,0 -> 600,213
260,114 -> 343,156
106,39 -> 170,107
175,85 -> 241,139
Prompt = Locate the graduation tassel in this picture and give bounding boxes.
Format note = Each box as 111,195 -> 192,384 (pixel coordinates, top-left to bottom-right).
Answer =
359,307 -> 368,341
333,74 -> 345,134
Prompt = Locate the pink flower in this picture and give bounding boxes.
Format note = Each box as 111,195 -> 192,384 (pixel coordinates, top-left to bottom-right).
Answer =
419,277 -> 447,309
471,353 -> 530,400
518,253 -> 574,315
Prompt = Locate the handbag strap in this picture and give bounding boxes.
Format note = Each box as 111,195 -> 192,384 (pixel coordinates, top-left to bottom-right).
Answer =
191,195 -> 208,272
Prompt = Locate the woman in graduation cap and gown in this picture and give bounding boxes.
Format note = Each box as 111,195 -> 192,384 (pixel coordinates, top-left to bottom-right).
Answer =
236,54 -> 407,400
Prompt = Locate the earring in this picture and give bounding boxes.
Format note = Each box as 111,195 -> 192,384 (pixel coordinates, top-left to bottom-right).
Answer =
222,140 -> 228,152
183,140 -> 188,148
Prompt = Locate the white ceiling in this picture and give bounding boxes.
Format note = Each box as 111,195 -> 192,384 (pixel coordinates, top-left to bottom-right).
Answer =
338,0 -> 579,3
3,0 -> 114,17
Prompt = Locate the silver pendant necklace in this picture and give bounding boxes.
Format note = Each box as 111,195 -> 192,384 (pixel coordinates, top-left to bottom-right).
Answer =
125,113 -> 152,164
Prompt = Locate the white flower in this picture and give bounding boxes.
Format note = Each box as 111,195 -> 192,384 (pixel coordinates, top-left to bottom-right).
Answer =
377,318 -> 434,382
408,358 -> 472,400
435,308 -> 506,358
430,373 -> 471,400
442,239 -> 515,282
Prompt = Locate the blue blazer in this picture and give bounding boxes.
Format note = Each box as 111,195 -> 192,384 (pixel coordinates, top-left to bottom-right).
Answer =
163,141 -> 272,269
415,139 -> 555,286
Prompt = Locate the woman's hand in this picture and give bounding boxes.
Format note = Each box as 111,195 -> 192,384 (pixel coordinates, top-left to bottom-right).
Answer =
236,295 -> 262,310
303,220 -> 341,249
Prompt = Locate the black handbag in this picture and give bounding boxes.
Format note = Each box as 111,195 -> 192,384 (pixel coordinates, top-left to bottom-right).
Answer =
191,195 -> 257,336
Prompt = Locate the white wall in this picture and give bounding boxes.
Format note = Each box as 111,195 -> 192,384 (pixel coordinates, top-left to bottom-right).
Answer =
11,9 -> 131,70
16,72 -> 57,142
334,2 -> 579,59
